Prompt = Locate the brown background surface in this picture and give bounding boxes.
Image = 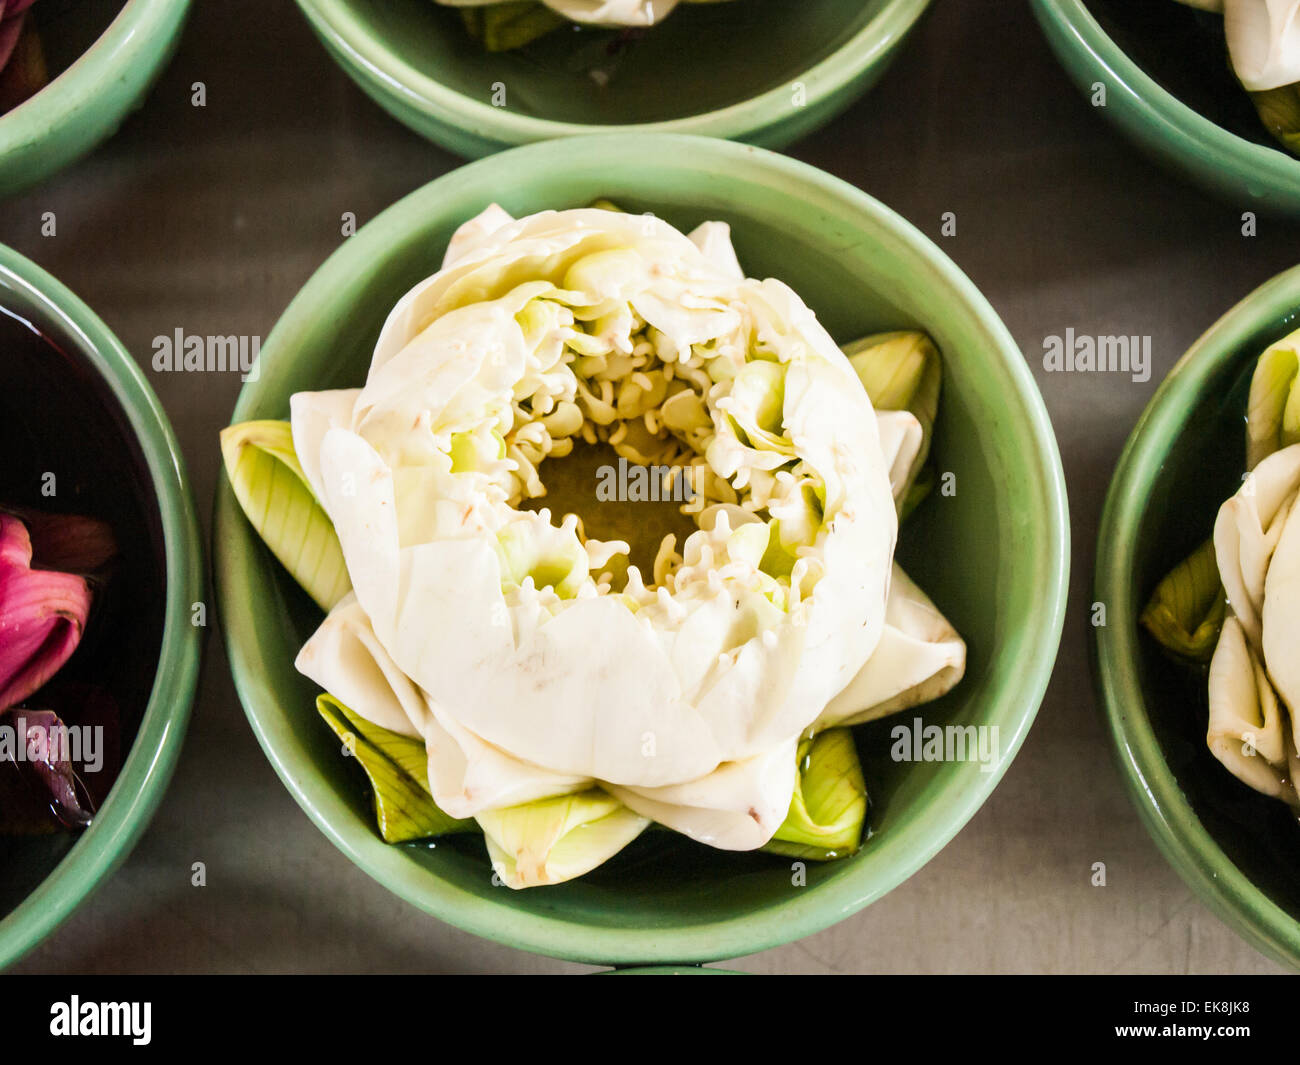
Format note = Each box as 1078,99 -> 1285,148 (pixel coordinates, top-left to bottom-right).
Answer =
5,0 -> 1296,973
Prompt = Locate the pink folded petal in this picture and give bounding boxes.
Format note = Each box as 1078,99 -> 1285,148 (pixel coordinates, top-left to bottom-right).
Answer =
0,514 -> 93,712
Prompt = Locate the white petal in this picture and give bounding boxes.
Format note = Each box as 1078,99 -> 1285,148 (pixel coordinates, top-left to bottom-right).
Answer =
817,565 -> 966,728
295,593 -> 431,738
607,738 -> 797,850
874,409 -> 925,504
1225,0 -> 1300,91
1208,616 -> 1297,802
441,203 -> 515,270
289,389 -> 361,504
1214,443 -> 1300,649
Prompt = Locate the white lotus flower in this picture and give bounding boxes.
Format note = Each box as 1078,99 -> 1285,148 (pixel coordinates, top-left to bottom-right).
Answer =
290,205 -> 965,884
1207,443 -> 1300,803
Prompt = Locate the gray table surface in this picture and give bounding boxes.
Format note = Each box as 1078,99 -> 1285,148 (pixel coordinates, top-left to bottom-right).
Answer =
6,0 -> 1296,974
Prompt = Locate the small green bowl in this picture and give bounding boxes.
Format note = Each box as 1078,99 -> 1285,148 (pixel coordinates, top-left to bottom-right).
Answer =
1032,0 -> 1300,215
294,0 -> 931,157
0,0 -> 191,199
0,244 -> 203,969
215,135 -> 1068,966
1096,264 -> 1300,970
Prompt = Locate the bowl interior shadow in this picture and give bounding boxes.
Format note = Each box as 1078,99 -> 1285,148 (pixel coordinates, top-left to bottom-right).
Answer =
220,145 -> 1061,956
333,0 -> 885,125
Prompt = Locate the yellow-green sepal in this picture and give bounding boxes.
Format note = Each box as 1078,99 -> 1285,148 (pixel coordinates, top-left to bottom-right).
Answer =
842,330 -> 942,512
316,694 -> 476,843
763,729 -> 867,861
1140,539 -> 1226,662
1250,84 -> 1300,158
1246,329 -> 1300,470
478,788 -> 649,888
220,419 -> 351,612
461,2 -> 567,52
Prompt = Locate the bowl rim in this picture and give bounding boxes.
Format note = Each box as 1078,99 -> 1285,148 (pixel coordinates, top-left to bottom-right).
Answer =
0,243 -> 203,970
1094,262 -> 1300,971
216,132 -> 1069,965
293,0 -> 932,143
1031,0 -> 1300,209
0,0 -> 192,196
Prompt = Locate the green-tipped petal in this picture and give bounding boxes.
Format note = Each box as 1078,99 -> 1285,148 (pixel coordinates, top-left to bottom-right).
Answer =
221,420 -> 351,611
1140,539 -> 1226,661
317,694 -> 475,843
477,789 -> 649,888
843,330 -> 942,505
1246,329 -> 1300,470
764,729 -> 867,861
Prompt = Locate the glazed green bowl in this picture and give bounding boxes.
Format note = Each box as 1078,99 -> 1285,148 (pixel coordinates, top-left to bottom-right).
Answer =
1033,0 -> 1300,215
294,0 -> 931,157
0,245 -> 203,968
1096,264 -> 1300,970
0,0 -> 191,199
216,135 -> 1068,965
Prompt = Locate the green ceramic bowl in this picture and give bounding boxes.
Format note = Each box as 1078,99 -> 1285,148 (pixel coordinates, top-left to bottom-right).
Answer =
1032,0 -> 1300,215
0,0 -> 191,199
215,134 -> 1069,965
294,0 -> 931,157
1096,264 -> 1300,970
0,245 -> 203,968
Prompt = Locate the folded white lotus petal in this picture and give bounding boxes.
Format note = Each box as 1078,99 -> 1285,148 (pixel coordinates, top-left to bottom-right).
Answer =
687,221 -> 745,281
1263,476 -> 1300,712
295,593 -> 432,739
1225,0 -> 1300,91
1207,616 -> 1298,803
425,699 -> 592,818
289,389 -> 362,504
606,737 -> 797,850
875,409 -> 925,505
816,564 -> 967,729
1214,443 -> 1300,650
442,203 -> 515,270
